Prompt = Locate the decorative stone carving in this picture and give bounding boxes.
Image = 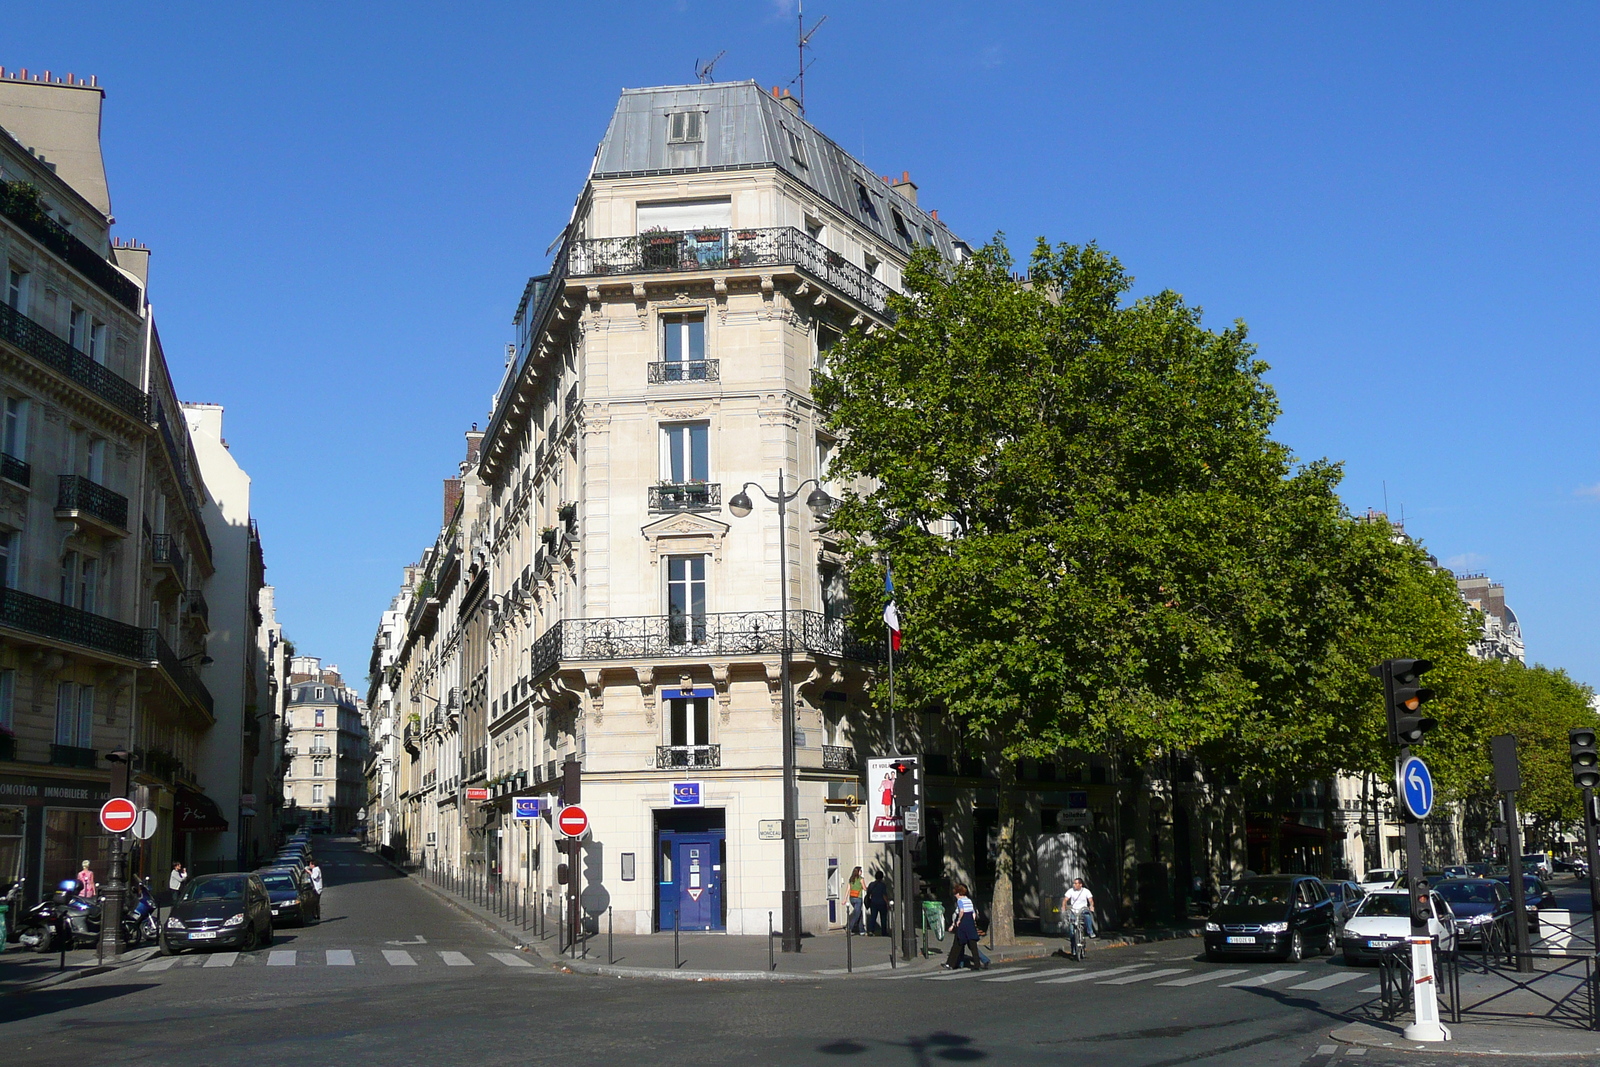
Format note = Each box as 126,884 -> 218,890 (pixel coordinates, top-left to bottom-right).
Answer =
640,512 -> 730,568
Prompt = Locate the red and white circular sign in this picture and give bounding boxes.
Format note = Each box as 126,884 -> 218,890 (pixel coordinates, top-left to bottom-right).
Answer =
556,805 -> 589,838
99,797 -> 138,834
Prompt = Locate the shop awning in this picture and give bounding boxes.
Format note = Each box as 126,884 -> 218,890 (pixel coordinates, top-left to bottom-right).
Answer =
175,788 -> 229,832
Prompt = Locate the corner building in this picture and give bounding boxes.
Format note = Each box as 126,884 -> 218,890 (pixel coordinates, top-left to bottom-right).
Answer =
472,82 -> 968,935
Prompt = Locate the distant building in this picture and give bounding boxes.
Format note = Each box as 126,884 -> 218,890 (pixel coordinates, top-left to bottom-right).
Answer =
280,657 -> 366,833
1455,574 -> 1525,664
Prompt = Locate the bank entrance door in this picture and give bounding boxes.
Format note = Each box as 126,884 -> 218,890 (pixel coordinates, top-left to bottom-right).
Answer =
655,808 -> 726,931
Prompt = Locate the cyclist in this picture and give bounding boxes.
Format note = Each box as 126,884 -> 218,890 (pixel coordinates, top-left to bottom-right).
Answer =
1063,877 -> 1096,942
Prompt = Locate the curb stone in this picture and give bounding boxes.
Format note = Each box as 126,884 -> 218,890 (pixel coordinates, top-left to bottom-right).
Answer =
0,943 -> 161,994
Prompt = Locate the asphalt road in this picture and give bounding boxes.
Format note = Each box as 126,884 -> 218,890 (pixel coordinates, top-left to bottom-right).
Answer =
2,841 -> 1595,1067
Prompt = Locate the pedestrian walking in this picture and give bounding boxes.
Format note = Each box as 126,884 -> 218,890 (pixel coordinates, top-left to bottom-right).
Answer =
865,869 -> 891,935
1063,877 -> 1096,939
75,859 -> 98,899
307,858 -> 324,895
942,883 -> 986,970
846,866 -> 865,933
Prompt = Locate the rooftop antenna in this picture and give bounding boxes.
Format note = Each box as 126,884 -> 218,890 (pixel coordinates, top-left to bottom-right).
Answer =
793,0 -> 828,113
695,50 -> 727,84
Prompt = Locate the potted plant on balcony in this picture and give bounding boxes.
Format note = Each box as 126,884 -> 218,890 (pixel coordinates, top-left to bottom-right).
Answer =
641,226 -> 680,271
558,502 -> 577,524
541,526 -> 558,549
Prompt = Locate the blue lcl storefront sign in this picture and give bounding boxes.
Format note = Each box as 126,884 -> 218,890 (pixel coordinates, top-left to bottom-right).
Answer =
672,782 -> 702,807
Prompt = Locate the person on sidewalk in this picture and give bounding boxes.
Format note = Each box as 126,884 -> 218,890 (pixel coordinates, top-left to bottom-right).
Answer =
846,866 -> 865,934
865,870 -> 891,936
1064,877 -> 1096,939
307,859 -> 324,896
75,860 -> 97,899
943,883 -> 986,970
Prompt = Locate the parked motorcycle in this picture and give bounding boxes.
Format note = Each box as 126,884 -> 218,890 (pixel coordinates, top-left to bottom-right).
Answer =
15,880 -> 82,953
16,876 -> 160,951
122,877 -> 159,947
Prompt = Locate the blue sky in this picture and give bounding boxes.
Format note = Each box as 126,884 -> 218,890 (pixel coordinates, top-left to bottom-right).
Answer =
9,2 -> 1598,690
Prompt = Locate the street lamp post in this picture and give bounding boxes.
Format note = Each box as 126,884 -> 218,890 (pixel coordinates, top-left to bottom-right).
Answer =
728,471 -> 832,954
98,745 -> 133,963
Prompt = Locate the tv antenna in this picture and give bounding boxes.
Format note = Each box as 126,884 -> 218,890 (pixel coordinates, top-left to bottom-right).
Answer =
792,1 -> 827,112
695,50 -> 727,84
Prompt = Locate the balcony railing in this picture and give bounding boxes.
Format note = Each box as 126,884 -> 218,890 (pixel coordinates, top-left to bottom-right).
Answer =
151,534 -> 187,579
309,745 -> 332,756
1,180 -> 143,312
822,745 -> 857,771
146,629 -> 215,719
49,744 -> 98,769
0,586 -> 147,660
647,359 -> 719,384
529,609 -> 881,677
153,403 -> 213,561
0,451 -> 29,487
56,474 -> 129,531
656,745 -> 721,769
649,482 -> 720,513
185,589 -> 209,626
0,300 -> 148,420
568,226 -> 893,317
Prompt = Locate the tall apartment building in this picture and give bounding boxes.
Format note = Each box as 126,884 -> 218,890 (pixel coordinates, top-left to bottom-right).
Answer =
1,71 -> 275,900
1456,573 -> 1525,665
281,657 -> 366,832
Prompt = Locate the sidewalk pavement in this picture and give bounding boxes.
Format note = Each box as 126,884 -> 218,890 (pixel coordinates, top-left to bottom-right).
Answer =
0,942 -> 160,995
1332,1020 -> 1600,1057
380,848 -> 1203,980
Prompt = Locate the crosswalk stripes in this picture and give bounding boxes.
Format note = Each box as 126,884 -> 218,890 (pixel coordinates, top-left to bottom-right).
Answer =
927,967 -> 1021,981
1360,985 -> 1381,994
1036,964 -> 1150,984
383,950 -> 417,966
203,952 -> 238,968
439,951 -> 473,966
267,950 -> 295,966
1287,972 -> 1365,991
487,952 -> 534,968
139,957 -> 179,972
326,950 -> 355,966
1098,967 -> 1189,985
1157,969 -> 1247,986
980,968 -> 1050,983
1222,969 -> 1306,987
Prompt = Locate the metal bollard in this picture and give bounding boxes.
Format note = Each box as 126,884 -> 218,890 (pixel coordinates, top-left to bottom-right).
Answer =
674,910 -> 681,969
847,921 -> 853,973
608,906 -> 614,965
769,911 -> 775,971
889,902 -> 896,969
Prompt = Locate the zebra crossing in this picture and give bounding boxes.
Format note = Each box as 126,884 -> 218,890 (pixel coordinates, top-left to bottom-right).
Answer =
885,960 -> 1381,995
137,948 -> 539,972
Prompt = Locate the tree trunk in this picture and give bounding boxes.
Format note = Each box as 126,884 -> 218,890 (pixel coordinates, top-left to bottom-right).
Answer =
990,761 -> 1019,946
1267,791 -> 1284,874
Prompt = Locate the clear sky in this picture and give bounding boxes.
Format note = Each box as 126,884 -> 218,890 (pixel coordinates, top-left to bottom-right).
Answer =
8,2 -> 1598,691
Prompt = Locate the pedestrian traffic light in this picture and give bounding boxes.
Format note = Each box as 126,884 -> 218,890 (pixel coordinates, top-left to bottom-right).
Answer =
1570,727 -> 1600,790
1410,879 -> 1431,930
1373,659 -> 1436,746
561,757 -> 581,806
891,759 -> 918,807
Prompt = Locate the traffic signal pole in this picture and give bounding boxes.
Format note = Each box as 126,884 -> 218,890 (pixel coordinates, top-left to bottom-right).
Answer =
1582,788 -> 1600,915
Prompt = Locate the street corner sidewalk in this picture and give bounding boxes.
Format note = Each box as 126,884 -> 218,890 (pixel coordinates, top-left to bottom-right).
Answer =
1331,1019 -> 1600,1057
0,943 -> 161,995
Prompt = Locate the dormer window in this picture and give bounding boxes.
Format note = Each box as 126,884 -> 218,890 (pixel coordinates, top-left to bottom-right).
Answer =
668,111 -> 704,144
892,210 -> 914,247
855,182 -> 880,222
785,128 -> 808,168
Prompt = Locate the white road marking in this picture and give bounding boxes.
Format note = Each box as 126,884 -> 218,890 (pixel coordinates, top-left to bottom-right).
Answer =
139,957 -> 179,972
1099,967 -> 1189,985
1360,985 -> 1381,994
489,951 -> 534,968
816,962 -> 894,974
1346,1049 -> 1368,1057
926,967 -> 1017,981
326,949 -> 355,966
439,950 -> 474,966
875,969 -> 937,979
385,935 -> 428,945
203,952 -> 238,968
1316,1046 -> 1338,1055
1288,972 -> 1365,991
1036,964 -> 1150,984
1158,969 -> 1248,986
981,968 -> 1052,983
383,950 -> 416,966
267,950 -> 295,966
1223,969 -> 1306,987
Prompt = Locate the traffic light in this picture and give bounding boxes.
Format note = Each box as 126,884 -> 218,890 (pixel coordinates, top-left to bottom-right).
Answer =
891,759 -> 918,807
561,756 -> 581,806
1410,879 -> 1431,930
1373,659 -> 1437,746
1570,727 -> 1600,790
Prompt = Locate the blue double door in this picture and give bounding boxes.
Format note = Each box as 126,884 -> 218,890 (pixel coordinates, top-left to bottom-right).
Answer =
657,816 -> 726,932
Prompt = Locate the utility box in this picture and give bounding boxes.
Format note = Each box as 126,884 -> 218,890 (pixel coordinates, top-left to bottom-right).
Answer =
1037,832 -> 1095,935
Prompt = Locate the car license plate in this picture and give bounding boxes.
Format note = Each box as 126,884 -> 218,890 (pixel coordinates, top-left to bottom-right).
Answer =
189,931 -> 217,940
1225,936 -> 1255,944
1366,939 -> 1393,949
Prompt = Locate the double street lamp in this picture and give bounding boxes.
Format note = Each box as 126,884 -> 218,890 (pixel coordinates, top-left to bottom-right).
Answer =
727,472 -> 832,954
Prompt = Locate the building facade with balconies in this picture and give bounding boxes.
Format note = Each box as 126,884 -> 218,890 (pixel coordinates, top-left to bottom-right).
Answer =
281,657 -> 365,832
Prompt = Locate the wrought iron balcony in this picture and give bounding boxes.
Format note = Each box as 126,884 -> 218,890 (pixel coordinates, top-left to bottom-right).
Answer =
656,744 -> 721,769
151,534 -> 187,580
56,474 -> 129,533
185,589 -> 209,627
0,301 -> 148,420
528,609 -> 881,677
310,745 -> 333,756
146,629 -> 215,720
567,226 -> 893,317
0,586 -> 147,660
648,359 -> 719,384
649,482 -> 720,513
0,451 -> 29,487
50,744 -> 98,769
822,745 -> 857,771
1,180 -> 142,312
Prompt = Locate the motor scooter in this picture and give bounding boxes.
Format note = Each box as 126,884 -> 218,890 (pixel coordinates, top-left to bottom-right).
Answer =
15,880 -> 81,953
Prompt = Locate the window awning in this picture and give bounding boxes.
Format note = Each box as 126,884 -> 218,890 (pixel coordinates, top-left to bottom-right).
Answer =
175,788 -> 229,832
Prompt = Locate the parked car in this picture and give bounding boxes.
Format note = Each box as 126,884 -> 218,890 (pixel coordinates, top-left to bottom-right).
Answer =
1433,878 -> 1513,946
1320,879 -> 1366,926
1357,869 -> 1399,891
1489,873 -> 1559,933
1203,875 -> 1337,963
1340,889 -> 1458,964
161,873 -> 274,954
1443,865 -> 1472,879
1522,853 -> 1553,878
256,867 -> 320,926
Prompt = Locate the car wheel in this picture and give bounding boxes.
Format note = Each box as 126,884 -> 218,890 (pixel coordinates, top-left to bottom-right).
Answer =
264,920 -> 274,945
159,935 -> 179,957
1283,931 -> 1304,963
241,923 -> 258,953
1322,928 -> 1337,957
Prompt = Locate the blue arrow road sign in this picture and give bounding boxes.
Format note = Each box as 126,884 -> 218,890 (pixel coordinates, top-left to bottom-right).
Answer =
1398,755 -> 1435,819
512,797 -> 543,820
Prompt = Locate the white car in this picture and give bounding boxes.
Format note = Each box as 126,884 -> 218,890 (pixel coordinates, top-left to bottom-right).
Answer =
1339,889 -> 1457,964
1357,868 -> 1400,892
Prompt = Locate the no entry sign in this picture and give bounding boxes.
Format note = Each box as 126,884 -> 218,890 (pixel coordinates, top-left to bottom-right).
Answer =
556,805 -> 589,838
99,797 -> 137,834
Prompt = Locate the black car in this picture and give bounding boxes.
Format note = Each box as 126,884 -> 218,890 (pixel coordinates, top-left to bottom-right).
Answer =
1320,879 -> 1366,926
1203,875 -> 1337,962
257,867 -> 320,926
1490,872 -> 1559,932
161,873 -> 273,953
1433,877 -> 1512,945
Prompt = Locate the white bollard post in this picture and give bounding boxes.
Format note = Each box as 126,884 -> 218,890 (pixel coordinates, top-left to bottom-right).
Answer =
1404,935 -> 1452,1042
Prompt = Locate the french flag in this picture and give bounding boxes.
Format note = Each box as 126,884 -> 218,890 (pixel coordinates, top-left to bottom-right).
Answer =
884,564 -> 902,652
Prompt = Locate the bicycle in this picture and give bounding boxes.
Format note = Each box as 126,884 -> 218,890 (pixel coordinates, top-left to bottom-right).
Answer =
1066,909 -> 1088,962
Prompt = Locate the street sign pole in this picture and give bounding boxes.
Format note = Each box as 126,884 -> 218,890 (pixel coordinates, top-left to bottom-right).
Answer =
1583,787 -> 1600,915
1490,733 -> 1533,973
97,754 -> 134,964
1397,749 -> 1449,1042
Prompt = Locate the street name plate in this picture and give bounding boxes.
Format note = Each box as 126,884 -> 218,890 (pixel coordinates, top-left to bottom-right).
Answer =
758,820 -> 783,840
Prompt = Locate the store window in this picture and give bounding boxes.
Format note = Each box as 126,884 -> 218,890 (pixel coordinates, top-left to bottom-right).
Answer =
43,809 -> 108,889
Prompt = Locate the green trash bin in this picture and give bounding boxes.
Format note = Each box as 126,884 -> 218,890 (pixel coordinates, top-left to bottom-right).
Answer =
922,901 -> 946,942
